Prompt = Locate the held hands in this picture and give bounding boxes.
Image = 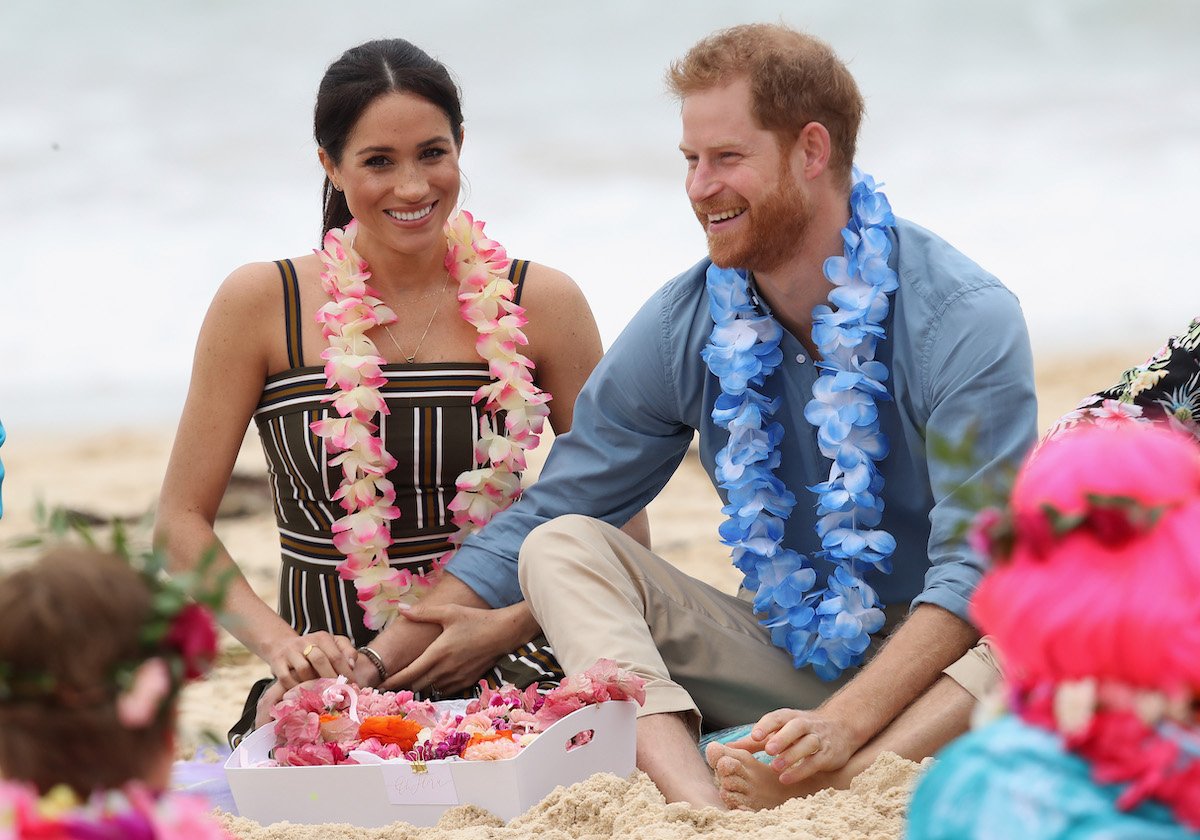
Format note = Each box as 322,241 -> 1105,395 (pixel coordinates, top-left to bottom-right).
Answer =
266,630 -> 358,690
380,602 -> 518,695
727,708 -> 858,785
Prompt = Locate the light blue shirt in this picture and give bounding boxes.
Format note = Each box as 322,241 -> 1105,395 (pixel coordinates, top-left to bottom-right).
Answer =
448,219 -> 1038,624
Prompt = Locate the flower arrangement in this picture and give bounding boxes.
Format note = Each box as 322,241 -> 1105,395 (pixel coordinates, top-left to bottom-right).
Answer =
310,212 -> 550,630
264,659 -> 644,767
701,168 -> 897,680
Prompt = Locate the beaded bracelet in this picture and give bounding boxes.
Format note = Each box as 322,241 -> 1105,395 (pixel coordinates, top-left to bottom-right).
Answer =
357,645 -> 388,684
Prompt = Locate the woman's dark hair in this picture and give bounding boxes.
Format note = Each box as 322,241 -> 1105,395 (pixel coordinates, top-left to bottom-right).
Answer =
315,39 -> 464,237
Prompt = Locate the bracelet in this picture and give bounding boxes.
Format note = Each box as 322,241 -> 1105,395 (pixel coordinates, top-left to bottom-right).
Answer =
357,645 -> 388,684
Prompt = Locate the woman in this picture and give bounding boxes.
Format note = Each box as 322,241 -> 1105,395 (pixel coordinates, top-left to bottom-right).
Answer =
0,546 -> 229,837
155,39 -> 648,740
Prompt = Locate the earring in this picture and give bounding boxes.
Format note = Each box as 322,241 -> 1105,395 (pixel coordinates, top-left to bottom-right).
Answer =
333,184 -> 343,193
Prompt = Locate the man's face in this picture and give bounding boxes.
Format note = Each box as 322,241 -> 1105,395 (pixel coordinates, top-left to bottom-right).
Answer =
680,78 -> 810,272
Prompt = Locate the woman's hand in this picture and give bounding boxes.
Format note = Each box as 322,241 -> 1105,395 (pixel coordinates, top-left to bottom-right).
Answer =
254,679 -> 287,728
265,630 -> 358,690
380,602 -> 532,694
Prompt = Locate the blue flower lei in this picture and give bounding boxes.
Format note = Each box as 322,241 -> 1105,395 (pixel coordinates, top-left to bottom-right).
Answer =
701,169 -> 900,680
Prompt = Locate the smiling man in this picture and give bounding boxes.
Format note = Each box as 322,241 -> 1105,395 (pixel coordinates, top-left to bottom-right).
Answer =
445,23 -> 1037,808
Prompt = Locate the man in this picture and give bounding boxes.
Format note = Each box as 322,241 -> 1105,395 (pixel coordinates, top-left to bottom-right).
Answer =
446,24 -> 1037,808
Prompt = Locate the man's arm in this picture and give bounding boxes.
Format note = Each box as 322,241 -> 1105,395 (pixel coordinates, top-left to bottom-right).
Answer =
446,279 -> 700,607
736,280 -> 1038,781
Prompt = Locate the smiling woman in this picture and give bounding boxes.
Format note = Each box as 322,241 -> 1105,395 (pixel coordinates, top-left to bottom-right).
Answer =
153,38 -> 649,748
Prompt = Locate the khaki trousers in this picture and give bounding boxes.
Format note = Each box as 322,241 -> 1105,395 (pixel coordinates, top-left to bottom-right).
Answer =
518,515 -> 999,731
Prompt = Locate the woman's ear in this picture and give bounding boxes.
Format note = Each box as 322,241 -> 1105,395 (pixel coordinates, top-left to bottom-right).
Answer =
318,147 -> 339,189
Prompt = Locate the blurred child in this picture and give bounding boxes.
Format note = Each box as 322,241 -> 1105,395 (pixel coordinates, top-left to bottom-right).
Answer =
907,424 -> 1200,838
0,545 -> 230,837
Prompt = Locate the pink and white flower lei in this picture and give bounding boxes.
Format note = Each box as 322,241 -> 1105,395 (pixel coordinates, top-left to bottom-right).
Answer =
310,212 -> 550,629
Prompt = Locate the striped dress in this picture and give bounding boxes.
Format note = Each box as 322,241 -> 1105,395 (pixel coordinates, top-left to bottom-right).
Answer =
254,258 -> 561,690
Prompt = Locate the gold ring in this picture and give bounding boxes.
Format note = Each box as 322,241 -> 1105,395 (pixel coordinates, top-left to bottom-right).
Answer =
302,644 -> 315,657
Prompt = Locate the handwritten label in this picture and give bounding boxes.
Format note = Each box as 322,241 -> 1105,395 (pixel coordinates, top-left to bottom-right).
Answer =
381,762 -> 460,806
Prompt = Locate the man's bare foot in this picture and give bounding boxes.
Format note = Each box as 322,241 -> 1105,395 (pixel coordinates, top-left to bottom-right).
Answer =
705,742 -> 841,810
639,712 -> 727,808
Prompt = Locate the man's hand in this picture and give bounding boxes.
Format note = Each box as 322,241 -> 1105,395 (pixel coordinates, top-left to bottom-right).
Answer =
727,708 -> 857,784
381,602 -> 528,694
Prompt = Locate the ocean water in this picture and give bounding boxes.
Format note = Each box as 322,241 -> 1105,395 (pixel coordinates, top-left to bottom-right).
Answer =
2,0 -> 1198,432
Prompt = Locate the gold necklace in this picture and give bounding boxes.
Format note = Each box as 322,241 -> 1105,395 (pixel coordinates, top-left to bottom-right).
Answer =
382,275 -> 451,364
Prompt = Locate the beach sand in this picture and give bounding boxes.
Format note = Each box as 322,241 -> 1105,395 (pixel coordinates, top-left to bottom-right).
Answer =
0,349 -> 1136,837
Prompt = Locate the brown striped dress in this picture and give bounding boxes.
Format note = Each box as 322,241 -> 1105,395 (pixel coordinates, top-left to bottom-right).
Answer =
255,257 -> 562,691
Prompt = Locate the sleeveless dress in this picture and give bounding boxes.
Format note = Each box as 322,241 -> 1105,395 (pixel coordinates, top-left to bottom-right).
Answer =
230,258 -> 562,742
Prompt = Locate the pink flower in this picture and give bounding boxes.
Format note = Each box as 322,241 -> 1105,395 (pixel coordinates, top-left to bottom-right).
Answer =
462,738 -> 522,761
319,713 -> 362,743
275,741 -> 351,766
585,658 -> 647,704
273,708 -> 320,745
321,350 -> 386,391
164,603 -> 218,679
331,385 -> 390,423
1087,399 -> 1145,428
116,657 -> 172,728
310,416 -> 378,452
967,507 -> 1007,561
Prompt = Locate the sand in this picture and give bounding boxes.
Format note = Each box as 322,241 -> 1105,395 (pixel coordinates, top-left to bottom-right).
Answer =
0,348 -> 1137,837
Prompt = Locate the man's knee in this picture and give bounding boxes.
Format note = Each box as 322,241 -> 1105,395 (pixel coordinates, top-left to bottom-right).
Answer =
517,514 -> 603,595
942,637 -> 1001,701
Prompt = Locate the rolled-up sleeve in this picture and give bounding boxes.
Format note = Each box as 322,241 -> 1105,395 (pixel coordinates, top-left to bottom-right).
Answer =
447,283 -> 697,607
911,283 -> 1037,622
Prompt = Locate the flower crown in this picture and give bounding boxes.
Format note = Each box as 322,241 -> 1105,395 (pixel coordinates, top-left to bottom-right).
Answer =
0,510 -> 228,728
968,492 -> 1173,564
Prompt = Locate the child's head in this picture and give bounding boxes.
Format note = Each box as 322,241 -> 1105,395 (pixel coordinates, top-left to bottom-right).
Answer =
0,545 -> 217,796
972,423 -> 1200,691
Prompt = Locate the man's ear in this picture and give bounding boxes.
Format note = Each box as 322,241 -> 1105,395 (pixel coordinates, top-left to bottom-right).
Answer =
793,121 -> 832,181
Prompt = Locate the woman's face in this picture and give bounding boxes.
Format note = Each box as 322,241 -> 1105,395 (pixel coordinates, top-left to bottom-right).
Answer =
322,90 -> 462,259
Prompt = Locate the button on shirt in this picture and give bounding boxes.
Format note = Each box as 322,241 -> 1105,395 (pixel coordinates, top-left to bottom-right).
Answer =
448,218 -> 1038,625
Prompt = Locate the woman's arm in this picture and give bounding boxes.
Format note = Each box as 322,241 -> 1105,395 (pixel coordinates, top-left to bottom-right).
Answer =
154,263 -> 357,689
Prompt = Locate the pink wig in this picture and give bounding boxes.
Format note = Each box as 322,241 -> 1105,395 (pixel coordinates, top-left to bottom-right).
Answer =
972,423 -> 1200,692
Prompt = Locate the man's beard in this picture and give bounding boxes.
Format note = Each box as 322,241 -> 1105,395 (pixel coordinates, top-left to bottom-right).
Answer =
701,173 -> 811,273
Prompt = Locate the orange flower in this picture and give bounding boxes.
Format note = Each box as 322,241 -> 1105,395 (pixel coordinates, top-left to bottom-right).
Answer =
465,730 -> 515,749
357,715 -> 423,750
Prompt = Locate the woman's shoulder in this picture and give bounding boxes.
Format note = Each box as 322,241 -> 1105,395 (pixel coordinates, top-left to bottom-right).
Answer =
213,254 -> 320,308
510,260 -> 594,323
512,260 -> 583,301
505,260 -> 601,367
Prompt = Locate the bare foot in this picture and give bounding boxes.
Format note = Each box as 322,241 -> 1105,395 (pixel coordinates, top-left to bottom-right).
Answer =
705,742 -> 840,810
639,713 -> 727,809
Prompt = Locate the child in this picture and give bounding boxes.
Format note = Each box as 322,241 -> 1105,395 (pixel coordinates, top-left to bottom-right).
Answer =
0,545 -> 231,837
907,423 -> 1200,837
